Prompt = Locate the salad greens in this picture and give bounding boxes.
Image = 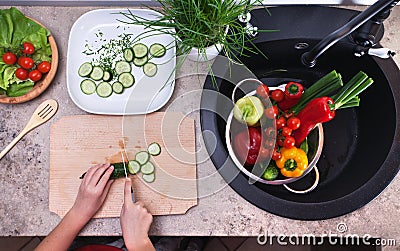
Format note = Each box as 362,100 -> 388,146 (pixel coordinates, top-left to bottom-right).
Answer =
0,7 -> 52,97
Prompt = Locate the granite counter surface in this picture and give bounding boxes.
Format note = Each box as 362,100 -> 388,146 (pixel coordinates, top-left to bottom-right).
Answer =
0,5 -> 399,246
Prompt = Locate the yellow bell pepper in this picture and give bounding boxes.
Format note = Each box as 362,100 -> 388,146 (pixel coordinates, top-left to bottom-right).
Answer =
275,147 -> 308,178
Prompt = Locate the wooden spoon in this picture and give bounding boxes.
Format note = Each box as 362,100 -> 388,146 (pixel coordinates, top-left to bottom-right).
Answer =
0,99 -> 58,160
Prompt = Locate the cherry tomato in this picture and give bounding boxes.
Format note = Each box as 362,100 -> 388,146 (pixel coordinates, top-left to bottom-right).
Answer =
281,127 -> 292,137
270,89 -> 284,102
264,127 -> 276,139
283,136 -> 296,149
37,61 -> 51,73
264,140 -> 275,149
276,116 -> 286,129
287,117 -> 301,130
29,69 -> 42,82
271,149 -> 282,160
264,106 -> 278,119
258,147 -> 270,161
277,135 -> 285,147
22,42 -> 35,55
18,57 -> 34,69
283,111 -> 294,119
2,52 -> 17,65
15,68 -> 29,80
256,84 -> 269,99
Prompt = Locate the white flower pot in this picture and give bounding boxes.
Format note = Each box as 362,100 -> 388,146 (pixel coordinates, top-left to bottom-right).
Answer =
186,43 -> 223,62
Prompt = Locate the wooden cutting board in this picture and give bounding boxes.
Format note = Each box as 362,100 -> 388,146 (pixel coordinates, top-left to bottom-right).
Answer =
49,113 -> 197,218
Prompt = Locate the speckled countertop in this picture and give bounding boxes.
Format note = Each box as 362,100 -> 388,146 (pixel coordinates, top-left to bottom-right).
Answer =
0,4 -> 399,245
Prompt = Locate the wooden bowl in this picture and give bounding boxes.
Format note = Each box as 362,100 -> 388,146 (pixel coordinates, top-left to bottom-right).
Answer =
0,18 -> 58,104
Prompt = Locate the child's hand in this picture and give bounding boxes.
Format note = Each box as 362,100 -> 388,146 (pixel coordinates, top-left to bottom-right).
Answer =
72,163 -> 114,223
120,178 -> 154,251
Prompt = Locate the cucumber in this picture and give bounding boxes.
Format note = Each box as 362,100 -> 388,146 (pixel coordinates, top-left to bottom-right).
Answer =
90,66 -> 104,81
79,162 -> 128,179
133,56 -> 148,67
143,62 -> 157,77
142,173 -> 155,183
78,62 -> 93,77
141,161 -> 155,174
112,81 -> 124,94
102,70 -> 113,82
147,142 -> 161,156
128,160 -> 141,174
115,61 -> 131,75
118,72 -> 135,88
96,82 -> 113,98
123,48 -> 134,62
136,151 -> 150,165
149,43 -> 166,58
80,79 -> 96,95
132,43 -> 148,58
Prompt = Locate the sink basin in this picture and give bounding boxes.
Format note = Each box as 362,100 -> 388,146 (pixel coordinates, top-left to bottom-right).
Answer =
200,6 -> 400,220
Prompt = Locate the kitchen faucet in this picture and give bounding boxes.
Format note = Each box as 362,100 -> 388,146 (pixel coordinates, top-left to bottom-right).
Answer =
301,0 -> 398,67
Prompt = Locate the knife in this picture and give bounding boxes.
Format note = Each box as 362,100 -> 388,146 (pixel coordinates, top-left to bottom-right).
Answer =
121,152 -> 136,202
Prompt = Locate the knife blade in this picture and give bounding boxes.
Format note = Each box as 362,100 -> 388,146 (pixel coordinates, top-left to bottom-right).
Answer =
121,152 -> 135,202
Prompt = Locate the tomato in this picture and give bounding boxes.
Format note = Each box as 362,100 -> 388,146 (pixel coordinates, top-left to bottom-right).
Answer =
271,149 -> 282,160
276,116 -> 286,129
270,89 -> 284,102
15,68 -> 29,80
2,52 -> 17,65
281,127 -> 292,137
256,84 -> 269,99
18,57 -> 34,69
287,117 -> 301,130
29,69 -> 42,82
277,135 -> 285,147
264,127 -> 276,138
283,136 -> 296,149
22,42 -> 35,55
264,140 -> 275,149
264,106 -> 278,119
37,61 -> 51,73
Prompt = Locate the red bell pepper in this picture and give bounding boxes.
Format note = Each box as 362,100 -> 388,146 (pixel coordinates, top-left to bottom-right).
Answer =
278,82 -> 304,111
292,96 -> 335,147
233,127 -> 268,166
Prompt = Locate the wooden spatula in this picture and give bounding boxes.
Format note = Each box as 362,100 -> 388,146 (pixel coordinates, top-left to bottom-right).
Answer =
0,99 -> 58,160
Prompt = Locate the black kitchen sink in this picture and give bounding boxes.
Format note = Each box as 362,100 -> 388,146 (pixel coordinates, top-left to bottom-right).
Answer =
200,6 -> 400,220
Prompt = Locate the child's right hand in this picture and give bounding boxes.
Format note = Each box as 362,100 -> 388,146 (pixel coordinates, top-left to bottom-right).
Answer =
120,178 -> 155,251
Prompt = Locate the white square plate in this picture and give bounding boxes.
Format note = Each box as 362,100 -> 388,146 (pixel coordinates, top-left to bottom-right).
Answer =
67,9 -> 176,115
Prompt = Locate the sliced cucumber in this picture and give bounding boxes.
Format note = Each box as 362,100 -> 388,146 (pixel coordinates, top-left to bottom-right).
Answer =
78,62 -> 93,77
80,79 -> 96,95
96,82 -> 113,98
112,81 -> 124,94
128,160 -> 141,174
115,61 -> 131,75
133,56 -> 148,67
132,43 -> 148,58
148,142 -> 161,156
142,173 -> 155,183
141,161 -> 155,174
123,48 -> 134,62
135,151 -> 150,165
149,43 -> 166,58
102,70 -> 113,82
143,62 -> 157,77
90,66 -> 104,81
118,72 -> 135,88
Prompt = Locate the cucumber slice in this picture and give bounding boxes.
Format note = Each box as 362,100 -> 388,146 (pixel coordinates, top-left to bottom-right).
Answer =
112,81 -> 124,94
132,43 -> 148,58
80,79 -> 96,95
136,151 -> 150,165
90,66 -> 104,81
123,48 -> 134,62
143,62 -> 157,77
102,70 -> 113,82
78,62 -> 93,77
118,72 -> 135,88
142,173 -> 155,183
128,160 -> 141,174
148,142 -> 161,156
115,61 -> 131,75
133,56 -> 148,67
96,82 -> 113,98
141,161 -> 155,174
149,43 -> 166,58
